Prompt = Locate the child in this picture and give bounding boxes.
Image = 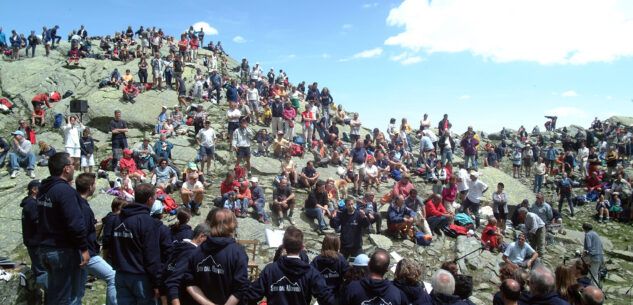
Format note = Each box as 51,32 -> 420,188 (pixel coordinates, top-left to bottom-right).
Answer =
259,102 -> 272,126
256,129 -> 272,157
609,193 -> 622,221
107,168 -> 134,200
80,128 -> 95,173
101,197 -> 128,261
169,209 -> 193,242
37,141 -> 56,166
223,191 -> 240,214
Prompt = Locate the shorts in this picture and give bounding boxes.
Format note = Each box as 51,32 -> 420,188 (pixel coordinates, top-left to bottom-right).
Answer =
493,210 -> 507,220
523,158 -> 534,167
200,146 -> 215,157
237,147 -> 251,158
178,91 -> 186,97
353,163 -> 366,176
179,50 -> 186,58
512,164 -> 521,168
142,39 -> 150,47
350,134 -> 360,143
67,147 -> 81,158
81,154 -> 95,167
459,190 -> 469,196
152,69 -> 161,78
249,100 -> 259,112
228,122 -> 239,134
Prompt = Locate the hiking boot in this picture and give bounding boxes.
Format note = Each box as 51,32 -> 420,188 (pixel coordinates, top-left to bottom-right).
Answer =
259,216 -> 265,223
192,208 -> 201,216
27,170 -> 35,178
288,217 -> 296,225
278,220 -> 285,229
248,171 -> 252,179
10,170 -> 18,179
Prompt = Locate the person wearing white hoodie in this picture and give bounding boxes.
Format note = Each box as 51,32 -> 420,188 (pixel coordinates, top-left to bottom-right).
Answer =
62,115 -> 85,170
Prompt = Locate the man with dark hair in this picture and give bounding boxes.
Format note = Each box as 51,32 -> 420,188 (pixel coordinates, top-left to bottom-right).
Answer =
108,183 -> 161,304
304,180 -> 330,234
36,152 -> 89,305
164,223 -> 210,305
75,173 -> 117,305
330,197 -> 369,259
500,279 -> 520,305
358,191 -> 382,234
232,118 -> 255,178
110,110 -> 129,171
300,160 -> 320,188
184,209 -> 250,305
344,250 -> 406,305
21,180 -> 46,289
249,226 -> 334,305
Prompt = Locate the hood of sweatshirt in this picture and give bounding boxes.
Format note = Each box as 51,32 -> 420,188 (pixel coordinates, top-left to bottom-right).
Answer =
120,202 -> 151,219
200,236 -> 235,254
393,280 -> 427,301
38,176 -> 70,196
278,255 -> 312,277
359,277 -> 392,297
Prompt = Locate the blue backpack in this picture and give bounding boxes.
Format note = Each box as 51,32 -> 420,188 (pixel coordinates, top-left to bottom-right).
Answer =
53,113 -> 63,128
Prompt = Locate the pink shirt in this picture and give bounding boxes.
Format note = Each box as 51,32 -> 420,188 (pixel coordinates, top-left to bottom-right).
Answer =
442,183 -> 458,202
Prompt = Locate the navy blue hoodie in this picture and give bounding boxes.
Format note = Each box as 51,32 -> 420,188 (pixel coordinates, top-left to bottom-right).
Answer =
273,246 -> 309,263
154,218 -> 174,272
164,240 -> 198,304
429,291 -> 471,305
518,291 -> 570,305
330,209 -> 370,250
248,256 -> 334,305
182,236 -> 250,304
170,223 -> 193,242
79,197 -> 99,257
393,280 -> 432,305
21,196 -> 39,247
344,277 -> 407,305
109,203 -> 162,288
310,254 -> 350,299
35,176 -> 88,250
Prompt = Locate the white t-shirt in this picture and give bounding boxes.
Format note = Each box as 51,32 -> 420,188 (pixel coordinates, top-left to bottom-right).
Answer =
457,169 -> 470,192
114,177 -> 133,191
364,164 -> 378,178
196,128 -> 216,147
467,179 -> 488,203
183,180 -> 203,191
424,130 -> 438,142
444,136 -> 452,150
247,88 -> 259,101
227,109 -> 241,123
350,119 -> 361,135
578,147 -> 589,162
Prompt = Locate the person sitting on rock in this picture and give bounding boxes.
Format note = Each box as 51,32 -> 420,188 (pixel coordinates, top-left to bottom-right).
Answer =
281,154 -> 299,186
272,130 -> 290,157
235,181 -> 251,218
584,171 -> 603,194
213,170 -> 239,207
154,106 -> 168,134
118,148 -> 145,182
387,195 -> 415,239
481,216 -> 504,252
9,130 -> 36,178
425,193 -> 454,233
133,138 -> 155,170
107,167 -> 134,200
169,105 -> 185,129
122,81 -> 139,102
304,180 -> 331,234
109,68 -> 122,88
37,141 -> 56,167
180,172 -> 204,216
31,104 -> 45,127
300,161 -> 320,188
154,133 -> 173,161
151,158 -> 178,193
273,177 -> 296,229
249,177 -> 271,224
255,128 -> 272,157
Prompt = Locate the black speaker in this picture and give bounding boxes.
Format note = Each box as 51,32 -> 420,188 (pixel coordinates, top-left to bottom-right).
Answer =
70,99 -> 89,113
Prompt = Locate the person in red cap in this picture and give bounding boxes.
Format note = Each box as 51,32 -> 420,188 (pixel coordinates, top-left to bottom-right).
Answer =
118,148 -> 145,182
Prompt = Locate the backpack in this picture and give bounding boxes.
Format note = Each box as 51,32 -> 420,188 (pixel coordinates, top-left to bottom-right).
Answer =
234,166 -> 246,180
53,113 -> 63,128
454,213 -> 474,226
156,189 -> 178,214
50,91 -> 61,102
100,157 -> 113,171
0,98 -> 14,113
390,169 -> 402,181
415,232 -> 433,246
293,135 -> 305,145
62,90 -> 73,99
290,144 -> 304,157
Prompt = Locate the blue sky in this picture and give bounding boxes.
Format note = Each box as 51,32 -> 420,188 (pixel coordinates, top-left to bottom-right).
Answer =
4,0 -> 632,133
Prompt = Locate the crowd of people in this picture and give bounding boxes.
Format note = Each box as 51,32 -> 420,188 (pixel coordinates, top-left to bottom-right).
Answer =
4,24 -> 626,305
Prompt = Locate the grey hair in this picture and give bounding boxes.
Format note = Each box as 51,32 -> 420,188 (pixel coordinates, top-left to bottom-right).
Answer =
529,267 -> 555,296
193,223 -> 211,238
518,207 -> 528,215
432,269 -> 455,295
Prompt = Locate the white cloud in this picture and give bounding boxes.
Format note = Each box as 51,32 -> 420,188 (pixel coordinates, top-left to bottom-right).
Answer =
340,47 -> 383,62
401,56 -> 424,65
232,36 -> 246,43
561,90 -> 578,97
362,2 -> 379,8
322,53 -> 330,59
385,0 -> 633,65
459,95 -> 471,100
191,22 -> 219,36
545,106 -> 587,118
607,96 -> 613,100
342,24 -> 353,29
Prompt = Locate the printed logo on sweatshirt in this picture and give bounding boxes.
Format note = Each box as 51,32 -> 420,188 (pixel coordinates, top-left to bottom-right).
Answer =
196,255 -> 225,274
113,223 -> 134,239
320,268 -> 340,279
37,196 -> 53,208
361,297 -> 392,305
270,276 -> 301,292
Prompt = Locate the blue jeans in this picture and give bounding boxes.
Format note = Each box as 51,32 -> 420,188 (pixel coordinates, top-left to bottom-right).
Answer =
559,193 -> 574,216
464,155 -> 477,170
321,105 -> 330,128
237,198 -> 250,212
534,174 -> 544,193
0,150 -> 7,166
441,149 -> 453,166
38,247 -> 83,305
82,256 -> 117,305
27,246 -> 47,289
253,198 -> 270,221
305,207 -> 327,230
115,272 -> 156,305
10,152 -> 35,170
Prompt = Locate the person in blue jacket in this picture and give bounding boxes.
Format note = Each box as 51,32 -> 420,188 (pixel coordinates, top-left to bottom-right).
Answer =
164,223 -> 210,305
429,269 -> 471,305
344,250 -> 407,305
75,173 -> 117,305
101,197 -> 127,263
150,200 -> 174,302
248,226 -> 334,305
35,152 -> 89,305
170,209 -> 194,242
109,183 -> 162,304
330,197 -> 370,258
183,208 -> 250,304
226,79 -> 239,104
387,195 -> 416,238
310,234 -> 351,303
21,180 -> 47,289
393,259 -> 432,305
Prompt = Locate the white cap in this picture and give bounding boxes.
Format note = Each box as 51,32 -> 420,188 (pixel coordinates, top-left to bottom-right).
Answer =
250,177 -> 258,183
470,172 -> 480,178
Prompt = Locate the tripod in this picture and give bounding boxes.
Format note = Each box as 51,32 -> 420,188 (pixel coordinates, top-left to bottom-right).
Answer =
453,242 -> 488,263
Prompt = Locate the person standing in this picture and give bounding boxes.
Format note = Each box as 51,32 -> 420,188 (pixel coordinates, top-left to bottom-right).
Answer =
208,69 -> 222,104
36,152 -> 90,305
349,113 -> 362,148
62,115 -> 84,170
557,173 -> 574,217
21,180 -> 47,289
109,184 -> 161,304
344,250 -> 406,305
517,207 -> 547,258
196,120 -> 216,175
271,96 -> 284,136
330,197 -> 370,258
460,131 -> 479,171
110,110 -> 128,171
348,140 -> 367,197
492,182 -> 509,233
232,118 -> 255,178
462,172 -> 488,228
26,30 -> 38,57
532,157 -> 547,193
75,173 -> 117,305
582,223 -> 603,287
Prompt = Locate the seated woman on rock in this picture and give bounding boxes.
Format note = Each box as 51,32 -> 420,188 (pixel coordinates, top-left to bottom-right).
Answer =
118,148 -> 145,182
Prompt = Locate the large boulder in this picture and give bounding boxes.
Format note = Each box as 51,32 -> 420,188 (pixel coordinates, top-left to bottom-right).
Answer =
477,166 -> 536,204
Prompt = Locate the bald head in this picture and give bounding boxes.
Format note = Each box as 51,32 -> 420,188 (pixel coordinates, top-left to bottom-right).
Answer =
501,279 -> 521,302
582,286 -> 604,305
368,250 -> 390,277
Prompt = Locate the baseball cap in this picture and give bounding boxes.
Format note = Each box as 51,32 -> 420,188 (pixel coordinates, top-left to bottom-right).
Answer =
277,130 -> 284,135
250,177 -> 258,183
469,172 -> 480,178
27,180 -> 41,191
150,200 -> 164,216
122,148 -> 133,155
11,130 -> 25,137
353,254 -> 370,266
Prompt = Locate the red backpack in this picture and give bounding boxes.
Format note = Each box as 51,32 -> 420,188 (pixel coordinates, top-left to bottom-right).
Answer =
100,157 -> 113,171
234,166 -> 246,180
50,91 -> 62,102
156,189 -> 178,214
290,144 -> 304,157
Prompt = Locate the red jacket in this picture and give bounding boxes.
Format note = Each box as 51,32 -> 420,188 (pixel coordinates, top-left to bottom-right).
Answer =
220,180 -> 239,195
32,94 -> 51,108
425,199 -> 446,217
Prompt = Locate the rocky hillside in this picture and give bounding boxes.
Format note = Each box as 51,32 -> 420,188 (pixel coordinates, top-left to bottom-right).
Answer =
1,41 -> 633,304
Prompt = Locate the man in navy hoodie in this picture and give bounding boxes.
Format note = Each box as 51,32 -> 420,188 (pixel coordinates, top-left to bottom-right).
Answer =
109,183 -> 162,304
36,152 -> 89,305
183,209 -> 250,305
518,267 -> 570,305
21,180 -> 47,289
164,223 -> 210,305
330,197 -> 370,258
248,226 -> 334,305
429,269 -> 469,305
344,250 -> 407,305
